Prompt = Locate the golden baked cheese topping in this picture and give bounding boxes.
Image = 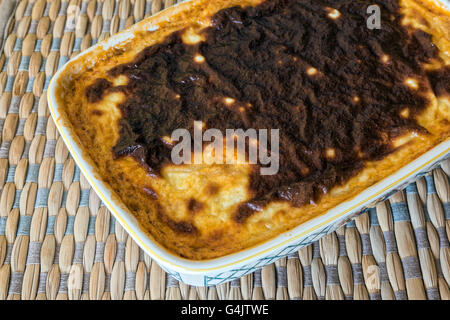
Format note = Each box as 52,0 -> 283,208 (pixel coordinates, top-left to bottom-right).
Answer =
56,0 -> 450,259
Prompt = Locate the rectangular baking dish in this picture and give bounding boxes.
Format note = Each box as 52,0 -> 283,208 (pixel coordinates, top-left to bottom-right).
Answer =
48,0 -> 450,286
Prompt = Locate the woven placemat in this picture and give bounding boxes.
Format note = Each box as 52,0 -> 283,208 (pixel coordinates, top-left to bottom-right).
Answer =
0,0 -> 449,300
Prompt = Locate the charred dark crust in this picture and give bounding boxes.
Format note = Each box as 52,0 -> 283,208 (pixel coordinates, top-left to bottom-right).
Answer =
187,198 -> 204,213
86,0 -> 449,224
157,206 -> 198,234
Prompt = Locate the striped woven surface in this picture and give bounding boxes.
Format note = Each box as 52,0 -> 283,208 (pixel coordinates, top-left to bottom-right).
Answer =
0,0 -> 449,300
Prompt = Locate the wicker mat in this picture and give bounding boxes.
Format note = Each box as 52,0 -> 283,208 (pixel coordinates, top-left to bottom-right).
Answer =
0,0 -> 449,300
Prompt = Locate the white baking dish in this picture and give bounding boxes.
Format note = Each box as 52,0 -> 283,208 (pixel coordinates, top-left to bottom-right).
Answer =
47,0 -> 450,286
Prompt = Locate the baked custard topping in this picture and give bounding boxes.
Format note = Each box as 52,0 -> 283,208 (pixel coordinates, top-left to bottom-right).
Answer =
86,0 -> 449,222
57,0 -> 450,259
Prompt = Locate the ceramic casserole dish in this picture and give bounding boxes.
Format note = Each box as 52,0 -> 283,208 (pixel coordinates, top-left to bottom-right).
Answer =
48,0 -> 450,285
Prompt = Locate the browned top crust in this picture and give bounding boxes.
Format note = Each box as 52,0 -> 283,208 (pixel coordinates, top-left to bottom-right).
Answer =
56,0 -> 450,259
